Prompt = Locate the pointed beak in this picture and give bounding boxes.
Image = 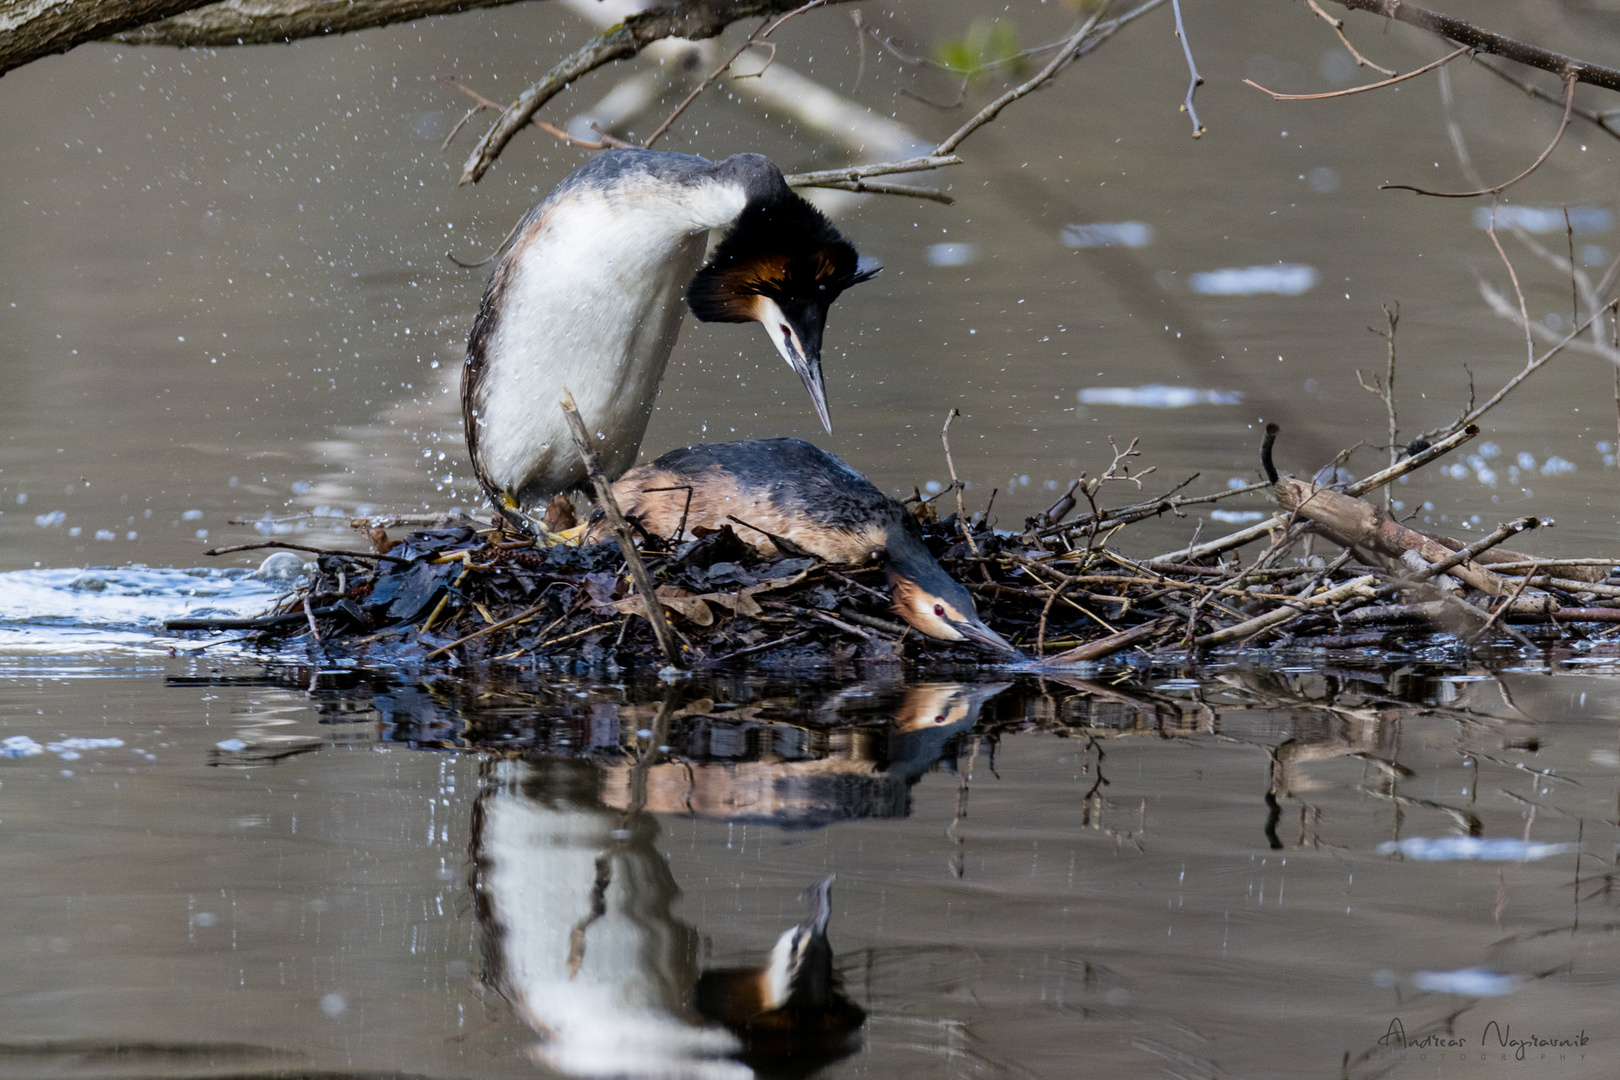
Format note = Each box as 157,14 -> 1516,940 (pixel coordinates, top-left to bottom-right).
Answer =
758,297 -> 833,434
948,615 -> 1022,656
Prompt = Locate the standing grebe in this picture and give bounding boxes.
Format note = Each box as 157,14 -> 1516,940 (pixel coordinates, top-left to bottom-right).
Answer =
462,149 -> 877,521
596,438 -> 1019,654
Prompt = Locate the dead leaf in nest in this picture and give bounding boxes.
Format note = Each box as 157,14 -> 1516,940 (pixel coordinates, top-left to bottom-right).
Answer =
608,568 -> 812,626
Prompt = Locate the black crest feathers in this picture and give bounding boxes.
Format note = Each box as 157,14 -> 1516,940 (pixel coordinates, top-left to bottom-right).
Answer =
688,191 -> 879,323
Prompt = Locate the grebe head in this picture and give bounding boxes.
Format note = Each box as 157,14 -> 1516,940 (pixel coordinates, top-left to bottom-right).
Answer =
887,540 -> 1021,655
687,171 -> 879,433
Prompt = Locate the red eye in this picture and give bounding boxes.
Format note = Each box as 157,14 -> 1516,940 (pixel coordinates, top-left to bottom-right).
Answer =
934,603 -> 946,617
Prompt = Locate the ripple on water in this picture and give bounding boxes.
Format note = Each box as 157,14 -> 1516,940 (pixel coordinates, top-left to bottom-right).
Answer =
0,564 -> 292,657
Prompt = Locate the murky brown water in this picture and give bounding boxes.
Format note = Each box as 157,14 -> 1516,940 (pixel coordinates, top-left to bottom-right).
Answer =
5,657 -> 1620,1078
5,0 -> 1620,1075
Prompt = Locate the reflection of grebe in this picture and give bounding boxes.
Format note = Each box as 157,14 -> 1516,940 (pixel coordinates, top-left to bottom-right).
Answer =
595,438 -> 1018,653
600,682 -> 1012,826
694,875 -> 865,1060
472,758 -> 747,1079
461,150 -> 877,521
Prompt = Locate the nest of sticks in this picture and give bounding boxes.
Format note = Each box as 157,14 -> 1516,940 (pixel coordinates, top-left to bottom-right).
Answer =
165,420 -> 1620,670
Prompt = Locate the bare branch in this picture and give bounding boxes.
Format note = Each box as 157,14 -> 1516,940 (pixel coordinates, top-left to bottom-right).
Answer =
1471,54 -> 1620,142
802,179 -> 954,204
644,17 -> 771,149
458,0 -> 848,186
108,0 -> 538,49
1461,297 -> 1620,429
1382,72 -> 1576,198
1486,204 -> 1535,369
439,75 -> 620,151
1244,44 -> 1468,100
781,154 -> 963,198
1328,0 -> 1620,93
934,0 -> 1169,155
1169,0 -> 1205,137
1305,0 -> 1395,76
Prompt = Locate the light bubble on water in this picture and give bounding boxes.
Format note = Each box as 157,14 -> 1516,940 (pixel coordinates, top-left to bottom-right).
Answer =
1189,264 -> 1316,296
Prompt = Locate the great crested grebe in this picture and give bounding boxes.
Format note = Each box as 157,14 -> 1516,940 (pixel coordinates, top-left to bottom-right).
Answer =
594,438 -> 1019,654
462,149 -> 877,522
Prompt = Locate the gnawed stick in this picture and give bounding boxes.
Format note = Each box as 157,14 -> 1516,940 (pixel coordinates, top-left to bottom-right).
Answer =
1408,517 -> 1540,584
1153,422 -> 1484,565
1344,424 -> 1478,496
1271,478 -> 1515,595
559,388 -> 684,670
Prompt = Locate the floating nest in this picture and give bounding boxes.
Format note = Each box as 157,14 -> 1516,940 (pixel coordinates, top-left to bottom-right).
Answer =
167,424 -> 1620,671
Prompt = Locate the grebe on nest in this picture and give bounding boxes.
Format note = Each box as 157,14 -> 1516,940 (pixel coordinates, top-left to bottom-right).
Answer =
461,149 -> 877,526
595,438 -> 1019,654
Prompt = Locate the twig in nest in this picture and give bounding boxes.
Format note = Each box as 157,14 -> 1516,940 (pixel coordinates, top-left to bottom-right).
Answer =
1406,517 -> 1541,585
1305,0 -> 1395,76
559,387 -> 683,669
1382,72 -> 1576,198
1168,0 -> 1204,137
1356,302 -> 1400,510
941,408 -> 978,556
1245,44 -> 1468,100
205,540 -> 413,565
1467,562 -> 1540,646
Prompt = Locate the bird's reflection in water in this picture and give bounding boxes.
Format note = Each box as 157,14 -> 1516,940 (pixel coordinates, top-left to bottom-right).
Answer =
474,756 -> 745,1078
693,875 -> 864,1072
470,682 -> 1010,1077
598,682 -> 1012,827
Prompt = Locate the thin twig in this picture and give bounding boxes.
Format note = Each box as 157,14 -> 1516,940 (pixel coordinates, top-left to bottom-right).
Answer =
1382,72 -> 1577,198
803,179 -> 954,204
1168,0 -> 1205,137
424,597 -> 550,659
1327,0 -> 1620,93
643,17 -> 771,149
559,387 -> 684,669
782,155 -> 963,187
1244,45 -> 1468,100
1487,204 -> 1535,369
1305,0 -> 1395,76
942,408 -> 979,556
1467,562 -> 1540,646
934,3 -> 1113,154
1356,302 -> 1400,511
439,75 -> 619,149
1471,54 -> 1620,141
204,541 -> 413,565
1408,517 -> 1541,584
1459,300 -> 1620,432
459,1 -> 860,185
